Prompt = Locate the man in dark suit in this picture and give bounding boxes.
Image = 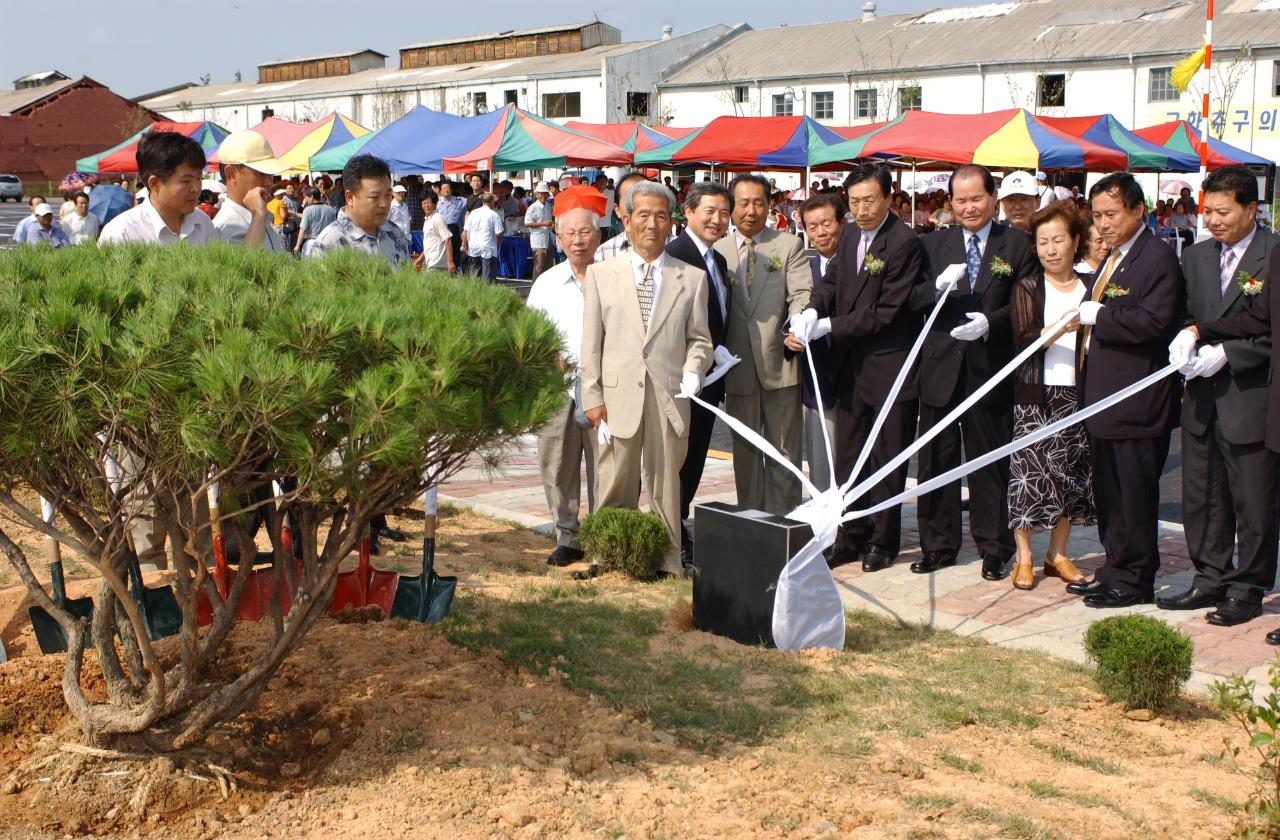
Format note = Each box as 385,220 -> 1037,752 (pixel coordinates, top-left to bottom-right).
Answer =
1068,173 -> 1183,608
796,193 -> 846,492
1159,167 -> 1278,626
909,164 -> 1037,580
789,163 -> 924,571
667,182 -> 734,567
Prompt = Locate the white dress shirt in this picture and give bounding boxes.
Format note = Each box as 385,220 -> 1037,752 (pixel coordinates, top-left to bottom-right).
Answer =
690,233 -> 728,322
524,200 -> 552,250
213,198 -> 287,251
963,220 -> 993,257
62,211 -> 100,245
630,248 -> 666,305
526,261 -> 587,395
420,212 -> 451,270
463,205 -> 503,259
98,200 -> 215,245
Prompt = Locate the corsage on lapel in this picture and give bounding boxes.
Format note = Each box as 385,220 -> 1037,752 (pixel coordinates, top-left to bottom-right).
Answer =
864,255 -> 886,276
1102,282 -> 1130,299
989,255 -> 1012,279
765,255 -> 783,274
1238,270 -> 1264,297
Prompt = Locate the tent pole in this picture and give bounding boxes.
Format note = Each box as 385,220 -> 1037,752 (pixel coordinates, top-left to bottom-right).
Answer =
910,161 -> 917,225
803,164 -> 811,244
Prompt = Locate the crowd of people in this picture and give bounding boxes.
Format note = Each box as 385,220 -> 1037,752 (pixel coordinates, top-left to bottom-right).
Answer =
9,125 -> 1280,640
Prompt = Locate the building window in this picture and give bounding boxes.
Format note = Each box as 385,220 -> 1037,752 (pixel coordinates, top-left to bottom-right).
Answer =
811,91 -> 834,120
1037,74 -> 1066,107
734,85 -> 749,103
898,85 -> 922,113
854,89 -> 877,120
472,92 -> 487,114
1148,67 -> 1177,102
542,92 -> 581,119
504,89 -> 518,105
1274,60 -> 1280,96
772,94 -> 794,116
626,91 -> 650,118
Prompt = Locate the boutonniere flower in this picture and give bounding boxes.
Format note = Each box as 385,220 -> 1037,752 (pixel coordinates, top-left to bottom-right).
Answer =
765,255 -> 783,273
864,255 -> 886,276
1238,270 -> 1264,297
1103,282 -> 1130,299
724,272 -> 738,287
990,256 -> 1012,279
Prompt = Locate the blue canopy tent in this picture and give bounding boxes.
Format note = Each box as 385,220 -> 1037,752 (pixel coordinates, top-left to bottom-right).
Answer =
309,106 -> 505,173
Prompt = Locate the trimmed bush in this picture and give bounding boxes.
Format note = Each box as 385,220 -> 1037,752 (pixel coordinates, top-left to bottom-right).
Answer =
579,508 -> 668,581
1083,614 -> 1193,710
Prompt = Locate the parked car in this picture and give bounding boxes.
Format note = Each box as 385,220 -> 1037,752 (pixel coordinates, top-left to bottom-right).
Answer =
0,175 -> 22,202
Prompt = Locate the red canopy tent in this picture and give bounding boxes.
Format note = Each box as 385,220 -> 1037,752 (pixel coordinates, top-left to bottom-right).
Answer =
563,121 -> 697,155
440,105 -> 632,172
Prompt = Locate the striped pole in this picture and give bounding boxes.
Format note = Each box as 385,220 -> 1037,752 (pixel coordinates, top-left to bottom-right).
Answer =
1197,0 -> 1214,238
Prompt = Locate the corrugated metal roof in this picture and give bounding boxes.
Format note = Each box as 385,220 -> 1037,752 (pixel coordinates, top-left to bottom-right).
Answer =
12,70 -> 69,85
661,0 -> 1280,86
0,78 -> 82,116
258,49 -> 388,69
140,42 -> 654,109
401,21 -> 612,50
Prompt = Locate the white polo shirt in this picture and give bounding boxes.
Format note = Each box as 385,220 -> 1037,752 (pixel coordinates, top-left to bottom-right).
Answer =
213,198 -> 287,251
99,200 -> 215,245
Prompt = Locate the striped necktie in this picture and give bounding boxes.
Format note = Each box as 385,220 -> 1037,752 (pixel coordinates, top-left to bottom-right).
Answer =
637,263 -> 655,330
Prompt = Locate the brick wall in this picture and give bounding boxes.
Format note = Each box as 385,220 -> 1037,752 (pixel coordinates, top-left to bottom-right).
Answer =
0,83 -> 156,186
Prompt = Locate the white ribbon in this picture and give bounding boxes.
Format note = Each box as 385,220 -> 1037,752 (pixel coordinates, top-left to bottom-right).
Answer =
700,352 -> 741,390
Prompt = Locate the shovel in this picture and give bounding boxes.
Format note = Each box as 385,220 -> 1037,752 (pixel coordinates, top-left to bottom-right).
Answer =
125,549 -> 181,640
29,498 -> 94,655
390,488 -> 456,624
197,482 -> 264,624
330,538 -> 373,613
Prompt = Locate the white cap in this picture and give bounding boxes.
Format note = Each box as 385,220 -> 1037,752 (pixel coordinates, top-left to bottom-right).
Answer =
534,181 -> 550,193
273,188 -> 286,196
393,184 -> 407,193
998,171 -> 1039,199
218,129 -> 291,175
34,203 -> 53,217
1034,170 -> 1047,181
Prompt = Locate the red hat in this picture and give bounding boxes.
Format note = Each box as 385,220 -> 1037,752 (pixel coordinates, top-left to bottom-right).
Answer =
553,184 -> 608,218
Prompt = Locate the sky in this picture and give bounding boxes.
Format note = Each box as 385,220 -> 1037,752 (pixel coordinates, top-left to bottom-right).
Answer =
2,0 -> 973,99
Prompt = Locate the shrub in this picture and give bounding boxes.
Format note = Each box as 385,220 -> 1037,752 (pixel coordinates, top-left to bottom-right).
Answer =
1083,614 -> 1193,711
1211,658 -> 1280,836
579,508 -> 668,581
0,243 -> 565,750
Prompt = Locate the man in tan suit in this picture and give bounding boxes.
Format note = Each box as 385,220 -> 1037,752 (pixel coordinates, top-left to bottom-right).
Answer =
715,174 -> 812,515
581,181 -> 714,575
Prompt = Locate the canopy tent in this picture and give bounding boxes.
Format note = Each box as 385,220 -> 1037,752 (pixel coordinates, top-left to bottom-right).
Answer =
308,106 -> 497,173
634,115 -> 849,169
76,121 -> 228,174
563,121 -> 697,155
441,105 -> 632,172
1038,114 -> 1202,172
810,109 -> 1129,171
1132,120 -> 1273,168
275,113 -> 369,174
206,116 -> 316,165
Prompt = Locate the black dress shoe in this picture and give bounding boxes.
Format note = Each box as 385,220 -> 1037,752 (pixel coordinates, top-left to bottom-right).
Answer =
680,541 -> 694,567
376,525 -> 408,543
862,545 -> 894,573
547,546 -> 585,567
1084,589 -> 1155,609
828,543 -> 864,569
1266,627 -> 1280,646
910,551 -> 956,574
980,554 -> 1010,581
1206,599 -> 1262,627
1065,578 -> 1107,596
1156,586 -> 1223,611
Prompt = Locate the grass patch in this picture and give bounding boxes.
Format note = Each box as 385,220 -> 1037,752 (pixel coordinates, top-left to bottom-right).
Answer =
1022,780 -> 1066,799
1032,739 -> 1124,776
939,751 -> 983,773
904,793 -> 957,810
1189,787 -> 1241,815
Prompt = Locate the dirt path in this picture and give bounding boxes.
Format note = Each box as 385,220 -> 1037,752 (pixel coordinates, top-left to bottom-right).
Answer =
0,506 -> 1257,839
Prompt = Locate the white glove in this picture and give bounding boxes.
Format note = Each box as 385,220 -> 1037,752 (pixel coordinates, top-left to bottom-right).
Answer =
678,370 -> 701,398
949,312 -> 989,342
713,345 -> 740,369
1185,343 -> 1229,380
790,308 -> 819,342
935,263 -> 967,295
1168,328 -> 1199,368
597,420 -> 612,447
810,317 -> 832,340
1077,301 -> 1104,326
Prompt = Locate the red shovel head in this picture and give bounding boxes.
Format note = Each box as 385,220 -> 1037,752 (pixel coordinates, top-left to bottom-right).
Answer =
197,532 -> 263,624
330,540 -> 371,613
367,556 -> 398,617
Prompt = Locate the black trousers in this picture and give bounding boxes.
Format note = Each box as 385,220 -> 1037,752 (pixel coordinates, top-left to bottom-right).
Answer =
1091,433 -> 1171,597
916,395 -> 1015,561
678,400 -> 718,546
467,255 -> 498,282
446,222 -> 462,268
1182,421 -> 1279,604
836,396 -> 917,557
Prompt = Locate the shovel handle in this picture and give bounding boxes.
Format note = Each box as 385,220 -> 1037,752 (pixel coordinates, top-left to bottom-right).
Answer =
40,497 -> 68,607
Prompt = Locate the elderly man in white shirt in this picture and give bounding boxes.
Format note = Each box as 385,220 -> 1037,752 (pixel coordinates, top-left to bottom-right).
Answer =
62,192 -> 100,244
526,203 -> 603,566
389,184 -> 411,235
524,182 -> 554,279
211,129 -> 291,251
462,193 -> 504,281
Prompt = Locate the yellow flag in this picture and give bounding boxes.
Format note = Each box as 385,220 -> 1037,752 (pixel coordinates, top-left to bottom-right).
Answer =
1171,44 -> 1207,93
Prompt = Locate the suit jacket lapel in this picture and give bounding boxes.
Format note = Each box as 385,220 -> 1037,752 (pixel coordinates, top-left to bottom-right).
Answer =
1221,233 -> 1271,316
975,225 -> 1003,295
722,238 -> 751,314
614,258 -> 647,344
645,263 -> 685,344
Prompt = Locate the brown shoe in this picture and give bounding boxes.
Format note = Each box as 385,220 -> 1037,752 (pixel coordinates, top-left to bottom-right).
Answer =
1044,553 -> 1086,584
1012,558 -> 1035,590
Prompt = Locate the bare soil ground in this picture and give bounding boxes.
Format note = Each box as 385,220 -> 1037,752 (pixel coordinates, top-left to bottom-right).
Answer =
0,501 -> 1261,839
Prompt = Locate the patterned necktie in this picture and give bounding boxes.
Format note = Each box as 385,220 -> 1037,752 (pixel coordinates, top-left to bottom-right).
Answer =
1220,246 -> 1237,297
963,231 -> 981,294
637,262 -> 655,330
857,232 -> 869,271
745,237 -> 756,292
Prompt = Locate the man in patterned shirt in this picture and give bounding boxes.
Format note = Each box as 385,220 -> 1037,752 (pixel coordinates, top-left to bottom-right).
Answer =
308,154 -> 409,267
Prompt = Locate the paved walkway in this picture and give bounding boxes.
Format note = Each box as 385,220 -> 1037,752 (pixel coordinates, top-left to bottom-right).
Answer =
440,437 -> 1280,697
